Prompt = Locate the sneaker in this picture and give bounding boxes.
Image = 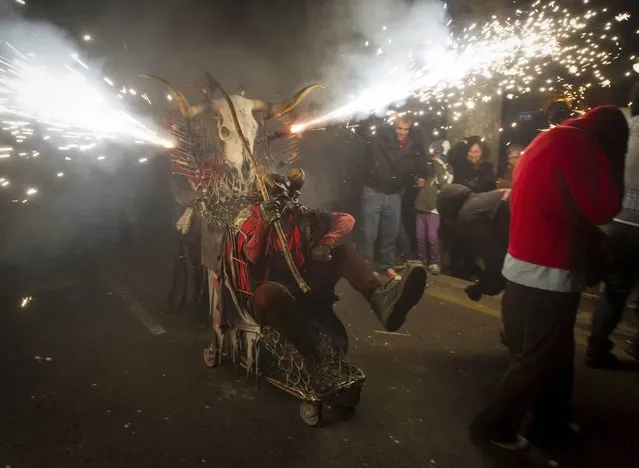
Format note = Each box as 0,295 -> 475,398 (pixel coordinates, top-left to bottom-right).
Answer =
465,283 -> 482,302
370,266 -> 427,332
470,431 -> 530,451
427,264 -> 441,275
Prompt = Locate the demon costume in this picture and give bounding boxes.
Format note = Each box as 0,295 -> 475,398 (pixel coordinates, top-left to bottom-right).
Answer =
231,171 -> 427,396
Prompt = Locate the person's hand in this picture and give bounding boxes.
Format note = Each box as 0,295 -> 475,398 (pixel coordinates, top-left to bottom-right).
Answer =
498,188 -> 511,201
259,199 -> 282,225
311,243 -> 333,262
415,177 -> 426,188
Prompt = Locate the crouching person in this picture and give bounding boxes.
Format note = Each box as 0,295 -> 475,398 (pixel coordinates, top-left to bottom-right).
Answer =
437,184 -> 510,301
236,170 -> 427,397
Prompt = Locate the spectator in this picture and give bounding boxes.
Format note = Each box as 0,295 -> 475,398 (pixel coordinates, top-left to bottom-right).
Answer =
585,83 -> 639,367
415,140 -> 453,274
438,184 -> 511,301
470,106 -> 629,451
360,116 -> 425,280
452,138 -> 496,193
497,144 -> 524,189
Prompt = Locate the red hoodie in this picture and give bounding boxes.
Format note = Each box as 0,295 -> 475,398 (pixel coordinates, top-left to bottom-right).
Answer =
504,106 -> 628,292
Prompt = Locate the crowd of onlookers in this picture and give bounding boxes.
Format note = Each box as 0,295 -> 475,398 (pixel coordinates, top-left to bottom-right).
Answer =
358,83 -> 639,451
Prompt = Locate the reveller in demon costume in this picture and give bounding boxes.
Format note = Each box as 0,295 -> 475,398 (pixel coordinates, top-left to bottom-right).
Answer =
230,169 -> 427,396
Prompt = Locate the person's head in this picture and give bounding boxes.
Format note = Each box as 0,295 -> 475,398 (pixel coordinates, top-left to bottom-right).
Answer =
506,145 -> 524,170
394,116 -> 412,141
561,105 -> 629,165
630,81 -> 639,117
467,143 -> 484,165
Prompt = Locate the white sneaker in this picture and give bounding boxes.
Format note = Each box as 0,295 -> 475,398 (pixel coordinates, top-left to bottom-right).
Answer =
427,264 -> 441,275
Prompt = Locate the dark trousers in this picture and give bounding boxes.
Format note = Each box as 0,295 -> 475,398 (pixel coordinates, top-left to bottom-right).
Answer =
254,244 -> 380,357
471,281 -> 581,440
587,221 -> 639,357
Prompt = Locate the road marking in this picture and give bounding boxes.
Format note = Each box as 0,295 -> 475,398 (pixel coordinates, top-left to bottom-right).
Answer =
105,277 -> 166,335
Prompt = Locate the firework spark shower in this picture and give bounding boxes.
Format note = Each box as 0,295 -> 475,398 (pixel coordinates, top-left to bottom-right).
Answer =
0,14 -> 173,149
292,0 -> 631,133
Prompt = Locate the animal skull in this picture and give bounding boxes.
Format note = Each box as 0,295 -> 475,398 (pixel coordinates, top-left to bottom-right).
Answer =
143,73 -> 323,188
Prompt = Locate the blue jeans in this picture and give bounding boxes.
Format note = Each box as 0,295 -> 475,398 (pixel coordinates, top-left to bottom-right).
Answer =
360,186 -> 401,271
587,221 -> 639,357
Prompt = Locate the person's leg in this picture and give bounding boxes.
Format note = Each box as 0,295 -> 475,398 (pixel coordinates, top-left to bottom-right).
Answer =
253,282 -> 315,356
470,282 -> 580,445
396,220 -> 412,261
307,243 -> 426,332
359,187 -> 383,265
415,212 -> 429,264
425,212 -> 441,268
378,193 -> 402,273
587,223 -> 639,365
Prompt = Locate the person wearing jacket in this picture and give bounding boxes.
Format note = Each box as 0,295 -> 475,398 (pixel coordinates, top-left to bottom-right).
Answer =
451,138 -> 497,193
585,83 -> 639,367
415,140 -> 453,274
360,116 -> 425,280
437,184 -> 510,300
470,105 -> 629,451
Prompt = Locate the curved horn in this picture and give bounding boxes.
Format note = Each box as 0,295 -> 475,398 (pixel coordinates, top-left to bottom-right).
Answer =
253,84 -> 325,118
138,74 -> 204,118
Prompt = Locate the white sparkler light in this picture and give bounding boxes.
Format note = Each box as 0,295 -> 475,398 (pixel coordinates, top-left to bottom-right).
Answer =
26,187 -> 37,196
634,63 -> 639,74
83,34 -> 93,42
56,172 -> 64,177
15,0 -> 26,5
292,1 -> 629,132
0,44 -> 174,149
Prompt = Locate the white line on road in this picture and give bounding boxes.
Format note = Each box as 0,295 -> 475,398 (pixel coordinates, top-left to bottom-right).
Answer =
105,277 -> 166,335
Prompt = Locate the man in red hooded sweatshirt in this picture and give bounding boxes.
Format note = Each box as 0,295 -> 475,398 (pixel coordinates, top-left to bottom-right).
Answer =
470,106 -> 628,451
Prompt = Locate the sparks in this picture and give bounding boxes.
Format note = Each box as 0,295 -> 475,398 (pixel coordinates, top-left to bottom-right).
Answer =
293,1 -> 626,132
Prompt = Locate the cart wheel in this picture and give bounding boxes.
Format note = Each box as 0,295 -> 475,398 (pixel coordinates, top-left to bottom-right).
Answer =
299,402 -> 322,426
337,387 -> 361,409
203,345 -> 219,368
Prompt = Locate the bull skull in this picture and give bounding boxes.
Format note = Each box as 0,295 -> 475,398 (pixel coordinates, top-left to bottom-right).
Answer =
142,73 -> 323,187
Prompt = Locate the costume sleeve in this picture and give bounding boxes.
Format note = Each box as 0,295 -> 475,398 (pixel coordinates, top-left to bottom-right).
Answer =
319,213 -> 355,246
241,207 -> 270,264
560,147 -> 622,225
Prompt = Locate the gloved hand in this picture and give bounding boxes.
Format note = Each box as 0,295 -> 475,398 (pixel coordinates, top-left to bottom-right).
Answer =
260,199 -> 282,225
311,243 -> 333,262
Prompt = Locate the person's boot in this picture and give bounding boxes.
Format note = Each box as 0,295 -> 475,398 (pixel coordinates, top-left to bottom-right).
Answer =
465,282 -> 483,301
369,266 -> 427,332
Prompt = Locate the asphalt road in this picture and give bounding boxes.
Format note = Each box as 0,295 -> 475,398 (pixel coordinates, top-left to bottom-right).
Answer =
1,238 -> 639,468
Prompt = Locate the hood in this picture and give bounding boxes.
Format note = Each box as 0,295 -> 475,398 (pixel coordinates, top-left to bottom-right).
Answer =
437,184 -> 473,222
561,105 -> 629,167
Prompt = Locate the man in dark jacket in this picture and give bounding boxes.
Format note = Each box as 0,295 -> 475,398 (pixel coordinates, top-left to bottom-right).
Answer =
360,116 -> 425,280
438,184 -> 510,301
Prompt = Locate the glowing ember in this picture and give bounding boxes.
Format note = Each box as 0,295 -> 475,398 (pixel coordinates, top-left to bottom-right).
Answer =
20,296 -> 32,308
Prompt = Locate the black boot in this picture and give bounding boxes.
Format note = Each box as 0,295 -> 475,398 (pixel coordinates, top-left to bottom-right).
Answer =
369,266 -> 427,332
465,282 -> 483,302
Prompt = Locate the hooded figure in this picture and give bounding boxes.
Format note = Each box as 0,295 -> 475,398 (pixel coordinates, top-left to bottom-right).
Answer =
471,106 -> 628,451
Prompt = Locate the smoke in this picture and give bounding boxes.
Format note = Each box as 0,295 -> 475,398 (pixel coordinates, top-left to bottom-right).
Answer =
304,0 -> 450,118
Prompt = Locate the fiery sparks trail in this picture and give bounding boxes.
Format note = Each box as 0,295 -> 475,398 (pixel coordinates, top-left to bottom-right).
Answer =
0,44 -> 173,148
292,0 -> 631,133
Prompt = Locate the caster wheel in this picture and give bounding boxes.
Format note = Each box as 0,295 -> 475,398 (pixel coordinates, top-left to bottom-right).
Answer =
299,402 -> 322,426
203,345 -> 219,368
336,388 -> 361,409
